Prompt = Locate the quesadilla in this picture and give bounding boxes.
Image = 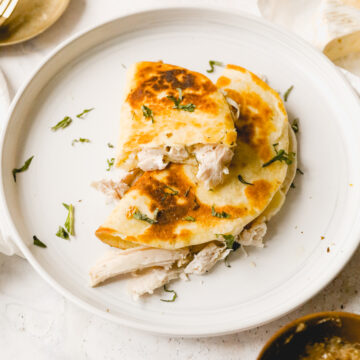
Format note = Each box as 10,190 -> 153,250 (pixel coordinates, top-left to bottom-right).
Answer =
115,61 -> 237,188
95,65 -> 291,250
90,64 -> 298,299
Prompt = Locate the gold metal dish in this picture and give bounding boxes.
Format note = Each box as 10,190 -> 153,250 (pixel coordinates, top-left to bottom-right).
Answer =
257,311 -> 360,360
0,0 -> 70,46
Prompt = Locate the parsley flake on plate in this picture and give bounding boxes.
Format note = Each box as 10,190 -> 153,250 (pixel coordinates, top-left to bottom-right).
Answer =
51,116 -> 72,131
206,60 -> 223,73
106,158 -> 115,171
56,226 -> 69,240
63,203 -> 75,236
33,235 -> 46,248
160,285 -> 177,302
72,138 -> 90,146
76,108 -> 94,118
12,156 -> 34,182
283,85 -> 294,102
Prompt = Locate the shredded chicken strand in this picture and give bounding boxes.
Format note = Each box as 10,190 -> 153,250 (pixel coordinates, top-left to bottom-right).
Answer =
89,247 -> 189,287
194,144 -> 234,189
127,267 -> 182,300
238,223 -> 267,248
185,242 -> 230,275
91,169 -> 141,201
137,148 -> 168,171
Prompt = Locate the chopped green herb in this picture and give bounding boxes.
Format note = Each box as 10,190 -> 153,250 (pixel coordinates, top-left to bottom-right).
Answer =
238,174 -> 254,186
216,234 -> 240,250
193,198 -> 200,210
297,168 -> 304,175
133,209 -> 158,224
106,158 -> 115,171
184,187 -> 191,197
290,183 -> 296,189
56,226 -> 69,240
107,142 -> 114,148
33,235 -> 46,248
63,203 -> 74,236
262,143 -> 295,167
164,185 -> 178,195
211,206 -> 231,219
292,118 -> 299,133
51,116 -> 72,131
167,88 -> 196,112
12,156 -> 34,182
284,85 -> 294,102
222,234 -> 235,249
206,60 -> 223,73
183,216 -> 196,222
76,108 -> 94,118
72,138 -> 90,146
160,285 -> 177,302
141,105 -> 154,123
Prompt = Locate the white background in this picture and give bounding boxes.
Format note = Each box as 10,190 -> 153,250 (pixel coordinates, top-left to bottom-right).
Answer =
1,1 -> 359,359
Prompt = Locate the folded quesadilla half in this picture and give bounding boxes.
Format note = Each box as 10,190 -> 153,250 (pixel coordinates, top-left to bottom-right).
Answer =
90,64 -> 298,298
96,64 -> 291,250
115,61 -> 237,188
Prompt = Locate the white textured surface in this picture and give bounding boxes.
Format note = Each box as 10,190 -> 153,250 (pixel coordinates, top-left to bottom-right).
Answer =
0,0 -> 359,359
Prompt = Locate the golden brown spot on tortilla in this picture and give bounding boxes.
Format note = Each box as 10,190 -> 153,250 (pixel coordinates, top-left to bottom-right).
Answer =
244,180 -> 273,210
127,62 -> 218,114
95,227 -> 138,249
225,89 -> 276,161
226,64 -> 246,73
122,164 -> 249,246
217,76 -> 231,87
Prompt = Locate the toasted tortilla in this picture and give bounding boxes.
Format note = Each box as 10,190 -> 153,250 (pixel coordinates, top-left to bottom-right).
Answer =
252,124 -> 297,225
96,65 -> 291,250
116,61 -> 237,168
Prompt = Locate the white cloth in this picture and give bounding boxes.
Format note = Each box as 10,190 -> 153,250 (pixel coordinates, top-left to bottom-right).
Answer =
0,68 -> 22,256
0,2 -> 360,256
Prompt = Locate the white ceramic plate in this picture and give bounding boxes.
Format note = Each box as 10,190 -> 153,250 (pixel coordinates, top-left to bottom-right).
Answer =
1,8 -> 360,337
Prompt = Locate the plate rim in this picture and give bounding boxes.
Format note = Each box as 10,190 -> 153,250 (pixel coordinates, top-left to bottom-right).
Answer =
1,6 -> 360,337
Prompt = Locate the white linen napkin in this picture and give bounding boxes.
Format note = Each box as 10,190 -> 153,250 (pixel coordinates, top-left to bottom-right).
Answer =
0,68 -> 22,256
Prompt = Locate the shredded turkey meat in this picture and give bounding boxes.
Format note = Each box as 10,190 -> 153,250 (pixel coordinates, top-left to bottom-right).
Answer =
185,242 -> 230,275
238,222 -> 267,248
194,144 -> 234,188
89,246 -> 189,287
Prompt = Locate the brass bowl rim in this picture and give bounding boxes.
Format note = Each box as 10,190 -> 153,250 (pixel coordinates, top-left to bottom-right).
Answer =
257,311 -> 360,360
0,0 -> 71,47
